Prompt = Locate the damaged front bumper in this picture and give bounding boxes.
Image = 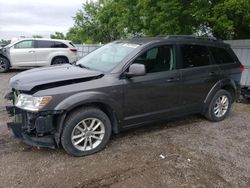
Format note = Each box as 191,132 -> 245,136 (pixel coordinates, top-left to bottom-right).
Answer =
5,92 -> 64,149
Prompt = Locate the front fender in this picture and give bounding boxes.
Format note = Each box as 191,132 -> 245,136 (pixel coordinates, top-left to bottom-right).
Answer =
0,53 -> 10,64
54,91 -> 123,121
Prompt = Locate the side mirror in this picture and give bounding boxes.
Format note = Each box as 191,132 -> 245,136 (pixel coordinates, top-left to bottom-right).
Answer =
125,63 -> 146,77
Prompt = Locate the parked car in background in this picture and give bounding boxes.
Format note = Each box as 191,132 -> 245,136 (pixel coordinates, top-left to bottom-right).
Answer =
5,35 -> 242,156
0,38 -> 78,72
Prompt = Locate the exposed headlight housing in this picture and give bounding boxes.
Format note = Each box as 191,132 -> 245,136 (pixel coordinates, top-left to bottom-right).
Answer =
15,94 -> 52,112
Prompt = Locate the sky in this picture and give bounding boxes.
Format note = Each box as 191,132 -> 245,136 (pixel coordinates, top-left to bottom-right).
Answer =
0,0 -> 87,40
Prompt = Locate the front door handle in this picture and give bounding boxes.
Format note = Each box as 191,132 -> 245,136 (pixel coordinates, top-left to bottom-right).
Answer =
167,77 -> 180,83
28,50 -> 35,53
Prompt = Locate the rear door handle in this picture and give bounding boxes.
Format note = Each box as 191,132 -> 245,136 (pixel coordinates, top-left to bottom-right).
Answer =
28,50 -> 35,53
209,72 -> 216,76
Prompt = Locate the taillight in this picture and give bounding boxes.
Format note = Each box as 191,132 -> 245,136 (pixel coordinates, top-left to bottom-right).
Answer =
240,64 -> 244,73
70,48 -> 77,53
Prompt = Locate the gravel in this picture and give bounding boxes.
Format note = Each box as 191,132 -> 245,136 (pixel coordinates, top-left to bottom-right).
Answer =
0,70 -> 250,188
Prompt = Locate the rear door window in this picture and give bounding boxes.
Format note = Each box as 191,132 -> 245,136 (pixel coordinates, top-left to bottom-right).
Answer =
181,45 -> 210,68
210,47 -> 235,64
36,40 -> 54,48
36,41 -> 68,48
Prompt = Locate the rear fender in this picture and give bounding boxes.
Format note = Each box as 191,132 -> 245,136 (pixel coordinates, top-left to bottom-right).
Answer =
203,79 -> 238,113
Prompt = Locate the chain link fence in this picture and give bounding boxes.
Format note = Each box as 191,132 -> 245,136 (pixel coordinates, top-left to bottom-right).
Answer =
75,44 -> 103,58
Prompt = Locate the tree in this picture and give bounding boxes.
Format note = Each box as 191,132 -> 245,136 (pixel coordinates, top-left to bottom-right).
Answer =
0,39 -> 11,46
136,0 -> 195,36
209,0 -> 250,39
67,1 -> 126,43
50,32 -> 65,39
66,27 -> 83,44
32,35 -> 43,38
66,0 -> 250,43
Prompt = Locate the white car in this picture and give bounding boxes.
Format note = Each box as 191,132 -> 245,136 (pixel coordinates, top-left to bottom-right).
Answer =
0,38 -> 78,72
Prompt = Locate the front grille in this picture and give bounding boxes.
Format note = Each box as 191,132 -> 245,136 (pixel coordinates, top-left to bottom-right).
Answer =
17,110 -> 36,134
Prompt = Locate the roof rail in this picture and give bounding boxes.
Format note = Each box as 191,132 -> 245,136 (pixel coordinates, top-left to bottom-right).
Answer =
165,35 -> 218,41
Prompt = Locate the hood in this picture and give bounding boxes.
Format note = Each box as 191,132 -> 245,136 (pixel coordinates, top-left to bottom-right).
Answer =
10,64 -> 103,91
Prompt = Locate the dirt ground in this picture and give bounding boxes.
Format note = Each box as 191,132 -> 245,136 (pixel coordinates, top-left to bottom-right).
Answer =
0,70 -> 250,188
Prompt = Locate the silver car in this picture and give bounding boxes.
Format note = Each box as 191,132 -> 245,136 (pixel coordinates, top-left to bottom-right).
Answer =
0,38 -> 78,72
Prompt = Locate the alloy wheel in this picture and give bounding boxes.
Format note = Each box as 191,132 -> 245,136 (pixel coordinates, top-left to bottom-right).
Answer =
71,118 -> 105,151
213,95 -> 229,118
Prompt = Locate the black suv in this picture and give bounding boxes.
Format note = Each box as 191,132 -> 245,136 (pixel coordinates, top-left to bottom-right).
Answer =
5,36 -> 241,156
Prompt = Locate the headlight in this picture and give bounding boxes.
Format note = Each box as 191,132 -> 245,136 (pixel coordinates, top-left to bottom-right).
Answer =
15,94 -> 52,112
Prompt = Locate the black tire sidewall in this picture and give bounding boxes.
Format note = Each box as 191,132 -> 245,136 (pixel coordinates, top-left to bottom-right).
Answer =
208,90 -> 232,122
0,57 -> 10,73
61,108 -> 112,157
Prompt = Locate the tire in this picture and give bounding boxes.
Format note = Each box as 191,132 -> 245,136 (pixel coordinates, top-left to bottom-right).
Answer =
51,57 -> 68,65
246,98 -> 250,103
61,107 -> 112,157
205,89 -> 232,122
0,57 -> 10,73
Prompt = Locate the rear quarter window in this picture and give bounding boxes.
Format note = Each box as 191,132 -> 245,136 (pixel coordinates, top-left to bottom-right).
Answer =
52,42 -> 68,48
210,47 -> 235,64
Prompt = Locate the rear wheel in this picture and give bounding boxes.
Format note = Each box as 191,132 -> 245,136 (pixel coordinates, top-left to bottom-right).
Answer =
0,57 -> 10,73
51,57 -> 68,65
205,89 -> 232,122
246,98 -> 250,103
61,107 -> 112,157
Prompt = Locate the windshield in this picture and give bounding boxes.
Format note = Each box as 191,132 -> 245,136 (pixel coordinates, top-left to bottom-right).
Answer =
76,42 -> 140,72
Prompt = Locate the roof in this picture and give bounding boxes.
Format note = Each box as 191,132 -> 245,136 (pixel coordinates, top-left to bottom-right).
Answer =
118,35 -> 228,47
15,38 -> 71,43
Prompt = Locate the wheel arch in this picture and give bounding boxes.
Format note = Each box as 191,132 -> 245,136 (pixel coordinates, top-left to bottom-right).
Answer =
51,55 -> 69,65
54,92 -> 123,144
64,102 -> 119,133
0,54 -> 11,72
0,54 -> 10,63
203,79 -> 238,113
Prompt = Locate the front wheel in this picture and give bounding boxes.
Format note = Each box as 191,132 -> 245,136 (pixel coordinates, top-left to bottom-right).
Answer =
0,57 -> 10,73
205,89 -> 232,122
61,107 -> 112,157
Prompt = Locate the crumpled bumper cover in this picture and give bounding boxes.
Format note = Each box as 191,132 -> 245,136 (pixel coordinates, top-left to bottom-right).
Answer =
7,122 -> 56,149
5,105 -> 60,149
4,92 -> 14,100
